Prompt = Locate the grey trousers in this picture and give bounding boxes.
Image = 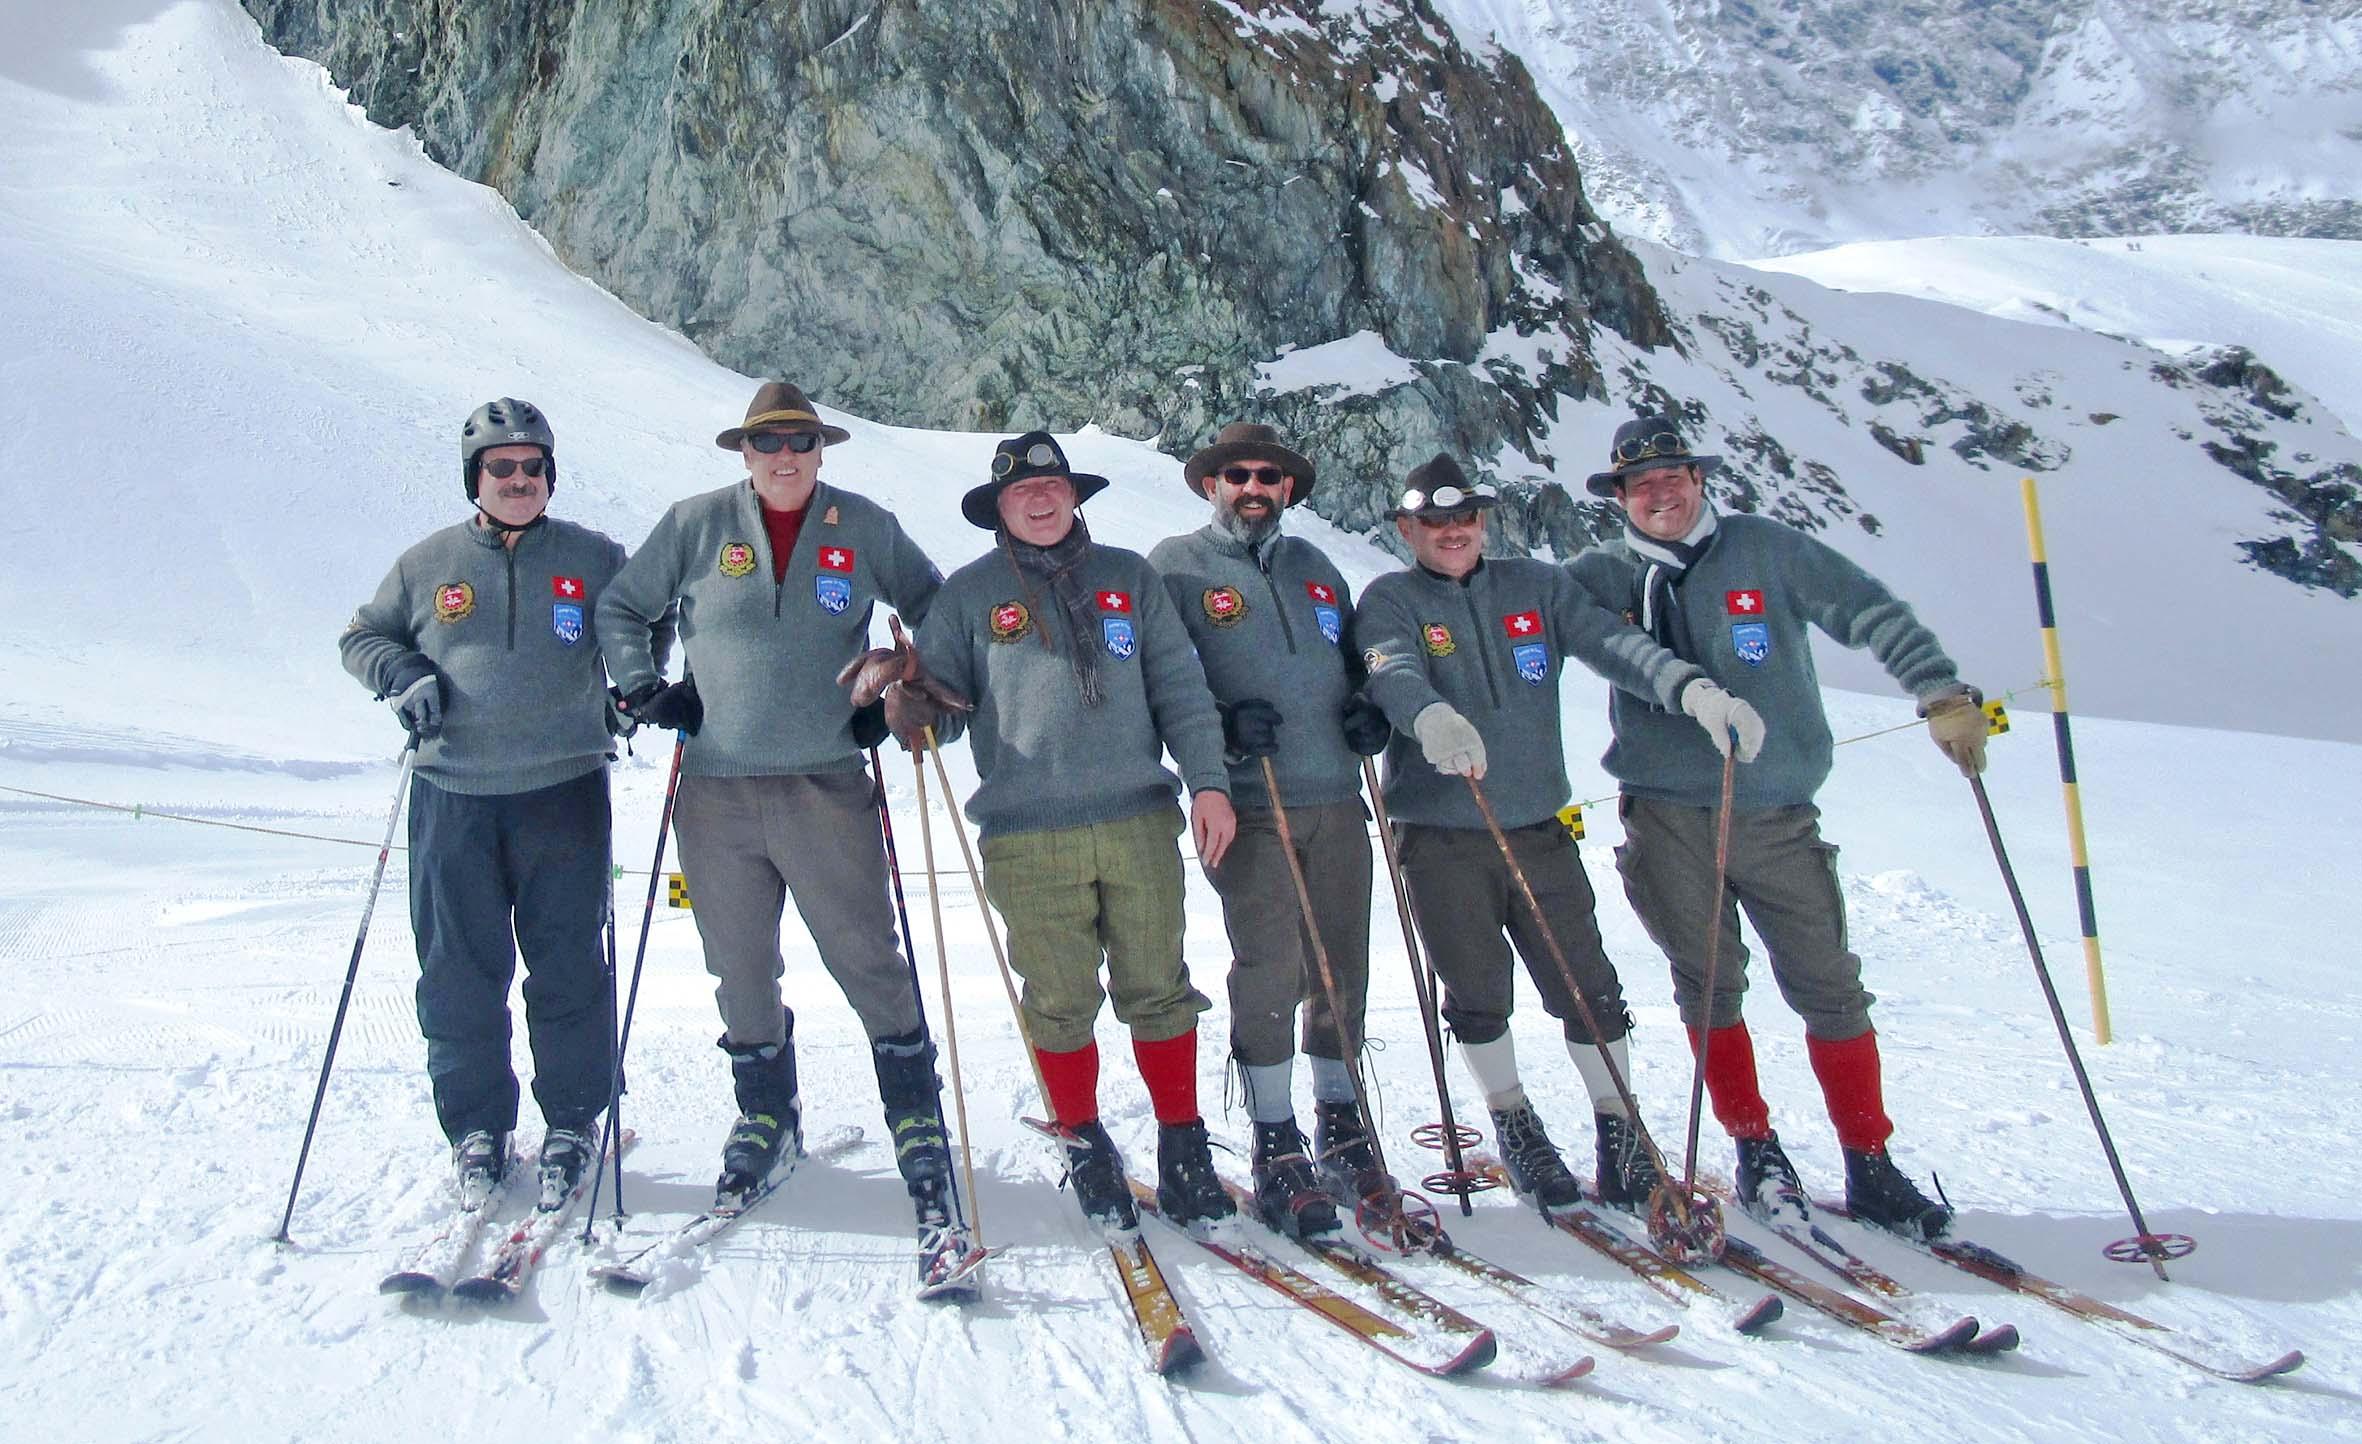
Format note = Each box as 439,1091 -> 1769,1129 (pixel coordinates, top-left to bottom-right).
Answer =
1614,796 -> 1874,1038
1204,799 -> 1373,1067
1398,819 -> 1629,1047
671,769 -> 921,1047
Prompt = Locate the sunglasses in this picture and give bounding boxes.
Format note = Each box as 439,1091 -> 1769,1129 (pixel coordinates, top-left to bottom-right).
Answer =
748,430 -> 823,454
480,456 -> 547,480
993,441 -> 1062,478
1612,430 -> 1688,467
1218,465 -> 1288,488
1412,510 -> 1481,530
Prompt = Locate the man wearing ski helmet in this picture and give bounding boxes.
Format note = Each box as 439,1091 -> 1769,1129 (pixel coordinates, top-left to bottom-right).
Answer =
1352,453 -> 1762,1217
595,382 -> 964,1255
1571,411 -> 1986,1241
339,397 -> 648,1212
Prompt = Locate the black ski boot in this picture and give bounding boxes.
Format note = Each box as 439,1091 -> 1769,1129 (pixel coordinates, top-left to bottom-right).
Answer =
452,1128 -> 508,1210
1250,1118 -> 1342,1240
871,1029 -> 958,1235
1844,1147 -> 1952,1241
1155,1118 -> 1238,1231
1734,1132 -> 1810,1226
535,1126 -> 595,1212
716,1011 -> 802,1210
1059,1119 -> 1136,1232
1593,1111 -> 1664,1212
1312,1099 -> 1390,1210
1490,1102 -> 1583,1212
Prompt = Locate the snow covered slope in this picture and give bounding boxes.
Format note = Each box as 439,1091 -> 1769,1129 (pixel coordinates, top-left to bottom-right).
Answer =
2,6 -> 2359,1441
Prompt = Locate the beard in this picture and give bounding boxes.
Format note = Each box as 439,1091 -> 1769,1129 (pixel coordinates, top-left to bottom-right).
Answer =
1213,498 -> 1281,545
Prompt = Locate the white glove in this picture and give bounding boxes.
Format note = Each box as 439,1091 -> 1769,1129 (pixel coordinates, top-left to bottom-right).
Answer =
1680,679 -> 1765,763
1412,702 -> 1487,778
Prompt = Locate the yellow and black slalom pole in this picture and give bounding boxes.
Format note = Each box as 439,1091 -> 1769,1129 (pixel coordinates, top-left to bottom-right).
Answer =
2021,477 -> 2113,1043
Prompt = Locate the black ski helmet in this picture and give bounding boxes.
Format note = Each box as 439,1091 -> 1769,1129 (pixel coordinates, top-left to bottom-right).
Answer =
461,397 -> 558,501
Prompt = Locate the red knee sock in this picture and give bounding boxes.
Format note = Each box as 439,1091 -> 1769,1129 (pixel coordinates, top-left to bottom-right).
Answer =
1034,1041 -> 1101,1128
1687,1022 -> 1773,1140
1131,1029 -> 1201,1126
1806,1028 -> 1896,1153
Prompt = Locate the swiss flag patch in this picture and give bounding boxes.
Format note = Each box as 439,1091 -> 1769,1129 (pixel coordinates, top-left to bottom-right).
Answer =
816,546 -> 856,573
1097,590 -> 1132,613
1726,589 -> 1765,615
1306,581 -> 1337,605
551,575 -> 584,599
1501,609 -> 1543,637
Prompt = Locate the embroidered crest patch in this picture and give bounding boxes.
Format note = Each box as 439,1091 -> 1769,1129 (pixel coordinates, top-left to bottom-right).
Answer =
1102,616 -> 1136,659
989,600 -> 1032,644
433,582 -> 475,624
1202,586 -> 1247,628
1513,642 -> 1548,684
718,541 -> 757,578
817,545 -> 856,573
552,602 -> 584,645
1313,603 -> 1341,644
1731,621 -> 1771,666
814,576 -> 851,615
1421,622 -> 1455,657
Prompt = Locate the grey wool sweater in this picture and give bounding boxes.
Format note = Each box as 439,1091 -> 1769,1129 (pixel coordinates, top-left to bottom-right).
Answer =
918,539 -> 1230,841
1568,512 -> 1963,810
1145,525 -> 1363,810
1353,558 -> 1703,830
596,480 -> 941,777
340,516 -> 633,796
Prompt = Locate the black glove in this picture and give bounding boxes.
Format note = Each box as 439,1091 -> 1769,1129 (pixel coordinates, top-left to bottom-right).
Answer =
1219,698 -> 1283,759
622,678 -> 703,736
1340,695 -> 1391,757
851,698 -> 890,750
383,653 -> 444,741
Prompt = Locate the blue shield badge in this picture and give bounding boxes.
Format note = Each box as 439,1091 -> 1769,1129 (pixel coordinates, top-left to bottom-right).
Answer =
1731,621 -> 1770,666
814,575 -> 852,615
1102,616 -> 1136,660
1512,641 -> 1548,685
551,603 -> 584,645
1313,603 -> 1342,644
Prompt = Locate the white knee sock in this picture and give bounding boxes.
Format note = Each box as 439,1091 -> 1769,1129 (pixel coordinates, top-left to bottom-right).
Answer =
1238,1058 -> 1297,1124
1568,1034 -> 1633,1118
1459,1033 -> 1526,1110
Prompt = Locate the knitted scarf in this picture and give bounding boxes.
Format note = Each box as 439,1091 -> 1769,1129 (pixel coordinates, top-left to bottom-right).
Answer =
1000,513 -> 1105,707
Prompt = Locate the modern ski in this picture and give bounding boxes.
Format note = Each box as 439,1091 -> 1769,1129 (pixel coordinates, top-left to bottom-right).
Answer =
451,1129 -> 635,1304
588,1127 -> 861,1297
377,1140 -> 522,1299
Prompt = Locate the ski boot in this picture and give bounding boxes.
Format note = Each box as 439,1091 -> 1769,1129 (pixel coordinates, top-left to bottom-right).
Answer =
1312,1098 -> 1391,1212
1594,1110 -> 1664,1213
535,1126 -> 596,1212
1154,1118 -> 1237,1232
1491,1101 -> 1583,1212
452,1128 -> 508,1211
1734,1131 -> 1811,1226
715,1013 -> 802,1211
1059,1118 -> 1137,1232
1844,1147 -> 1952,1242
1250,1118 -> 1342,1241
872,1030 -> 985,1296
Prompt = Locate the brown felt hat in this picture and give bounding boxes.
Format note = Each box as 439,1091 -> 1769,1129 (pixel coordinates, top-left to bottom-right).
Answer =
1584,412 -> 1721,496
714,380 -> 853,450
1181,421 -> 1318,506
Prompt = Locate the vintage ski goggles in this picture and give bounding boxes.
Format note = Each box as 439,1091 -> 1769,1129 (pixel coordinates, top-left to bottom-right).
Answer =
1610,430 -> 1691,467
747,430 -> 824,454
479,456 -> 548,480
993,440 -> 1063,478
1397,482 -> 1497,518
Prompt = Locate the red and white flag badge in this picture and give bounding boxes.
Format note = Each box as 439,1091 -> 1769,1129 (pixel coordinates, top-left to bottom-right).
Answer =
817,545 -> 856,573
551,575 -> 584,599
1501,609 -> 1543,637
1306,581 -> 1337,605
1726,589 -> 1765,615
1097,590 -> 1133,613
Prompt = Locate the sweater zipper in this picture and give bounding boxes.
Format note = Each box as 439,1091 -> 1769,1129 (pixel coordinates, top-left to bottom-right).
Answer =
1461,585 -> 1500,708
1253,545 -> 1298,652
505,543 -> 518,651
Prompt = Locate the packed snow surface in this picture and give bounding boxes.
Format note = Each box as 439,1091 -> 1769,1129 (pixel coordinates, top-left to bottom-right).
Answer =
3,5 -> 2358,1441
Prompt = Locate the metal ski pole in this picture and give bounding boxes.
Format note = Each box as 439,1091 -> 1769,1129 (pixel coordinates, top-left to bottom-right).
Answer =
581,731 -> 687,1238
273,737 -> 419,1245
1969,775 -> 2188,1279
1676,748 -> 1739,1211
1363,760 -> 1491,1215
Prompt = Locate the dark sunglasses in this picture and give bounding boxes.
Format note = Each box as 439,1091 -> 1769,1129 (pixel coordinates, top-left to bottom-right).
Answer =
748,430 -> 823,454
1412,511 -> 1480,530
1218,465 -> 1288,488
1612,430 -> 1688,467
480,456 -> 547,480
993,441 -> 1061,478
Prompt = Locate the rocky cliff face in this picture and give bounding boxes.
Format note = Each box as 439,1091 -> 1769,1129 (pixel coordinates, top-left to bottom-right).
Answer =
239,0 -> 1672,553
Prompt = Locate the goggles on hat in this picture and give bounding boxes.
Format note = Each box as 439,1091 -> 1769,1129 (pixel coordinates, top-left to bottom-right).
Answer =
748,430 -> 823,454
480,456 -> 548,480
993,440 -> 1062,478
1398,482 -> 1496,514
1611,430 -> 1689,467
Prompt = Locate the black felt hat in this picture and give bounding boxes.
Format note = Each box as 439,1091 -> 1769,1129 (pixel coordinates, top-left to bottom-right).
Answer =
1585,413 -> 1722,496
961,431 -> 1111,529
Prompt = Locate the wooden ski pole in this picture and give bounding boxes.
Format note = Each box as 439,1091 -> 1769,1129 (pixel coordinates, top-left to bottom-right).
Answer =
1676,749 -> 1738,1206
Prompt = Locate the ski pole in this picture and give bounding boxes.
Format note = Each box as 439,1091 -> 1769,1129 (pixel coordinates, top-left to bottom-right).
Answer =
1676,748 -> 1738,1210
1362,759 -> 1487,1215
582,731 -> 687,1236
273,737 -> 419,1245
876,745 -> 983,1242
1969,775 -> 2187,1279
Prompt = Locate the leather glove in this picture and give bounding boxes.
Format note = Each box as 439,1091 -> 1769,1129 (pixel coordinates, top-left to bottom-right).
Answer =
838,616 -> 970,752
1340,695 -> 1391,757
1680,679 -> 1766,763
851,698 -> 890,750
1411,702 -> 1486,778
383,653 -> 444,741
1924,689 -> 1988,777
1219,698 -> 1283,759
622,678 -> 703,736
